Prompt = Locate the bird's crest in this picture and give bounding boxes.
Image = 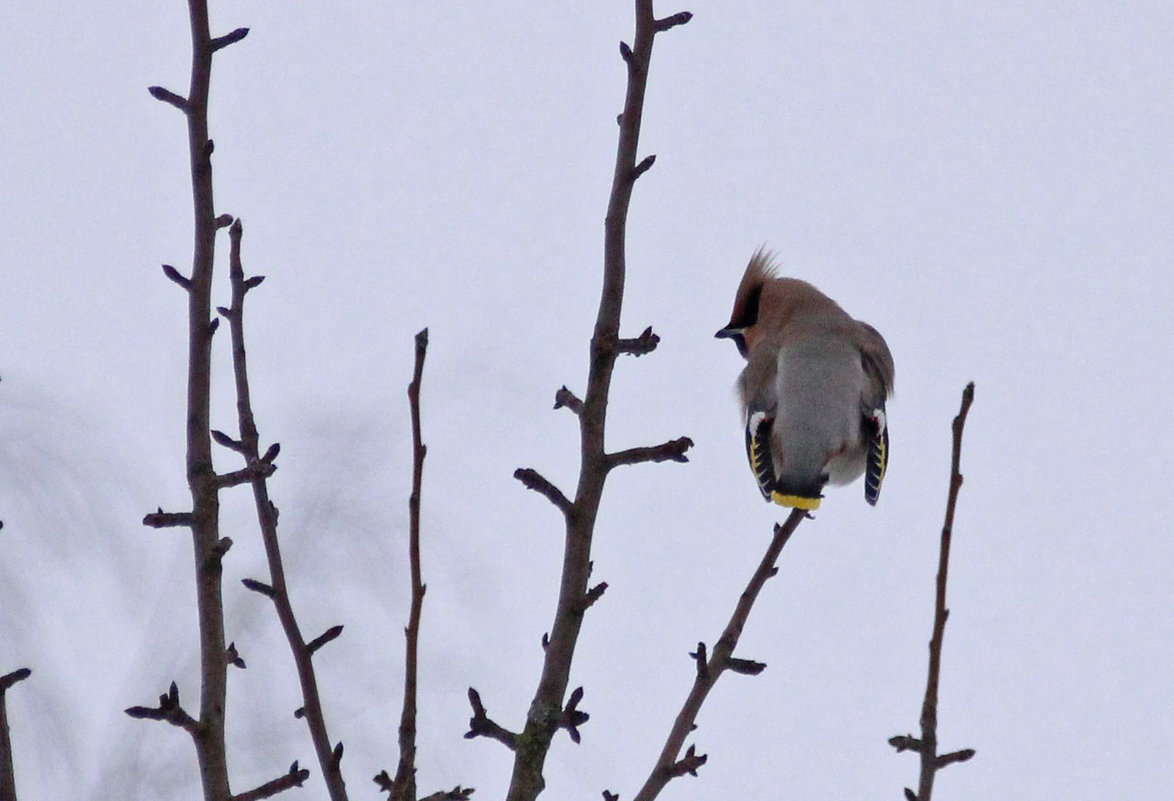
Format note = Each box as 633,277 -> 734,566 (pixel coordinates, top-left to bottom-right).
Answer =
725,247 -> 779,331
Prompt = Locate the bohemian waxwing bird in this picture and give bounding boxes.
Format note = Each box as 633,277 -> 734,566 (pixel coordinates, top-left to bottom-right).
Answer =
715,248 -> 894,511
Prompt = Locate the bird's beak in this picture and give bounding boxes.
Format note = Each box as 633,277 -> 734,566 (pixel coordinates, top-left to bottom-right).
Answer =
715,326 -> 740,339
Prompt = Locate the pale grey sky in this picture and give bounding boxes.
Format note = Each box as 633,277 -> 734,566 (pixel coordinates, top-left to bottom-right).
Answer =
2,2 -> 1173,800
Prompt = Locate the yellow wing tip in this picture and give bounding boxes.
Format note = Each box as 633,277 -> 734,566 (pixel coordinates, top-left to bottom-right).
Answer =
771,492 -> 821,510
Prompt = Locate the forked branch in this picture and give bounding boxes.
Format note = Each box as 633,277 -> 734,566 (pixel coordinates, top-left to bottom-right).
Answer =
222,219 -> 348,801
890,382 -> 977,801
631,508 -> 805,801
500,4 -> 692,800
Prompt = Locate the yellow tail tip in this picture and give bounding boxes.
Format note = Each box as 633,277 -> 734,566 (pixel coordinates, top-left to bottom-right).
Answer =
772,492 -> 821,510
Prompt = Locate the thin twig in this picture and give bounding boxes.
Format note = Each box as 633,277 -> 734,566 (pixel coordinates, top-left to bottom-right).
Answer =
616,326 -> 660,356
513,468 -> 573,517
232,763 -> 310,801
465,688 -> 518,750
389,329 -> 431,801
891,382 -> 976,801
125,681 -> 201,738
222,220 -> 348,801
631,508 -> 805,801
606,437 -> 693,469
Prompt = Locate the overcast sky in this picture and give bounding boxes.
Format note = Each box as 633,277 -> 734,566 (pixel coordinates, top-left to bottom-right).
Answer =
2,2 -> 1173,800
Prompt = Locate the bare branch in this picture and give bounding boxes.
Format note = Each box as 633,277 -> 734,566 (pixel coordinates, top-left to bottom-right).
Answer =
147,85 -> 189,112
390,328 -> 431,801
162,263 -> 192,290
632,509 -> 805,801
125,682 -> 200,737
502,3 -> 695,798
513,468 -> 573,517
242,578 -> 275,597
211,27 -> 249,52
616,326 -> 660,356
223,219 -> 349,801
215,461 -> 276,489
232,762 -> 310,801
418,787 -> 476,801
306,625 -> 344,656
581,581 -> 608,610
464,688 -> 518,750
893,382 -> 977,801
888,734 -> 924,754
1,667 -> 32,801
653,11 -> 693,32
666,744 -> 706,778
553,385 -> 583,414
935,749 -> 976,768
142,508 -> 194,528
725,656 -> 766,676
0,670 -> 30,693
630,154 -> 657,181
226,642 -> 246,669
606,436 -> 693,469
688,643 -> 708,679
211,429 -> 245,453
560,687 -> 590,744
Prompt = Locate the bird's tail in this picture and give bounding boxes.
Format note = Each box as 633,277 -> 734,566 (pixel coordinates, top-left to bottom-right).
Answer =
746,412 -> 823,510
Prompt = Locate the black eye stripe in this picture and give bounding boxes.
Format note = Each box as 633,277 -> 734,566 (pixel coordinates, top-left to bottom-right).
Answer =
733,285 -> 762,329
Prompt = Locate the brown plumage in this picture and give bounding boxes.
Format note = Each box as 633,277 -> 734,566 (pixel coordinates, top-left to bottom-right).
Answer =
716,248 -> 894,509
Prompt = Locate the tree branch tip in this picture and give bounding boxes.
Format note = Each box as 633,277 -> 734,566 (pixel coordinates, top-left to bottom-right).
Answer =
904,789 -> 919,801
331,741 -> 344,766
143,509 -> 193,528
465,687 -> 518,749
226,642 -> 247,669
147,85 -> 189,112
415,327 -> 430,347
307,624 -> 344,655
242,577 -> 276,597
689,643 -> 709,678
617,326 -> 660,356
668,744 -> 707,778
936,748 -> 976,768
161,263 -> 192,289
0,667 -> 32,691
607,436 -> 693,468
513,467 -> 573,516
654,11 -> 694,31
619,41 -> 634,63
211,429 -> 244,452
215,213 -> 235,229
261,442 -> 281,463
553,385 -> 584,414
603,793 -> 619,801
631,154 -> 657,180
583,581 -> 608,609
726,656 -> 767,676
561,687 -> 590,743
888,734 -> 923,753
212,27 -> 250,52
